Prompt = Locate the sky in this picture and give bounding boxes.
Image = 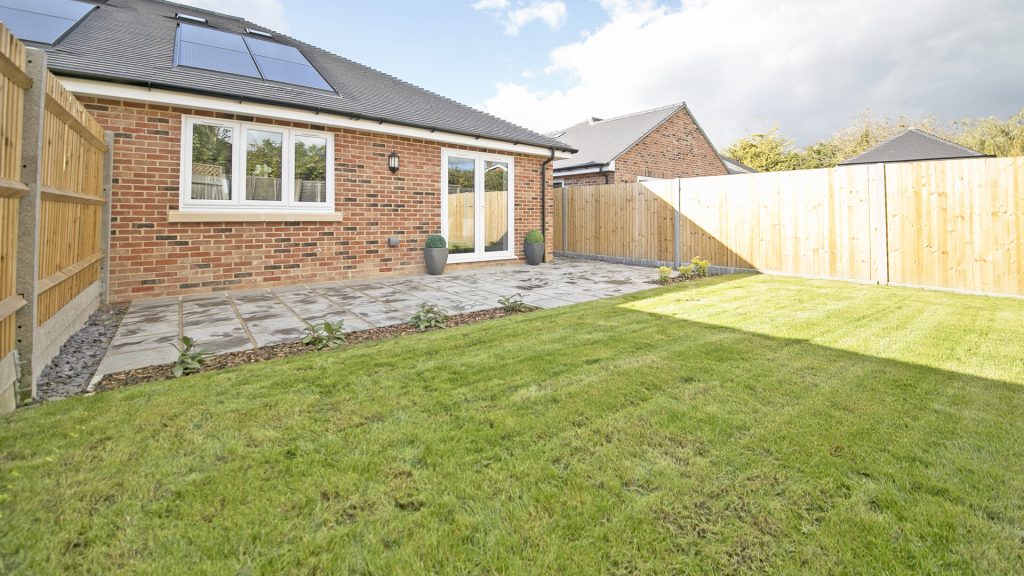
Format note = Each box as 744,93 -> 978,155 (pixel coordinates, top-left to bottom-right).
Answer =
180,0 -> 1023,149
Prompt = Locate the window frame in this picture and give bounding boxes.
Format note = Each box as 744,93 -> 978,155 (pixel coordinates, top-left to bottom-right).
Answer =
180,116 -> 335,213
440,148 -> 516,263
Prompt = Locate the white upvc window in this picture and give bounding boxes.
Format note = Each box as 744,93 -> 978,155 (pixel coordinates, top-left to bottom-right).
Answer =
180,116 -> 335,212
441,149 -> 515,263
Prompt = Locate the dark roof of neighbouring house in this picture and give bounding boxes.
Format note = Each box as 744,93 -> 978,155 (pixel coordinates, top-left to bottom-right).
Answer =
549,103 -> 693,171
28,0 -> 573,152
838,128 -> 986,165
720,156 -> 758,174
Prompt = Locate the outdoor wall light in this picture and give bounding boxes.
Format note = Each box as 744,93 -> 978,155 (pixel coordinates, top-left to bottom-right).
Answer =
388,151 -> 400,173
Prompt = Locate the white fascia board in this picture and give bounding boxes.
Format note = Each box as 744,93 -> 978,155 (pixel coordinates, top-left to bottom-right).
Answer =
58,77 -> 573,160
553,160 -> 614,177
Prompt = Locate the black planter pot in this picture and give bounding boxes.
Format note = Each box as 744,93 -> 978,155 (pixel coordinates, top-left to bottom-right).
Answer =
524,242 -> 544,265
424,247 -> 448,275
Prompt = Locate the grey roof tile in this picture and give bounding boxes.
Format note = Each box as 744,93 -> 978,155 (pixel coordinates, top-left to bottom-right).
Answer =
550,104 -> 683,171
37,0 -> 573,151
721,156 -> 758,174
838,128 -> 986,165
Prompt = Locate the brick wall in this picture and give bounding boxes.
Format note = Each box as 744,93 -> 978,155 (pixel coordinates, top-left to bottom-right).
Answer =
553,106 -> 728,186
77,97 -> 554,302
614,107 -> 727,181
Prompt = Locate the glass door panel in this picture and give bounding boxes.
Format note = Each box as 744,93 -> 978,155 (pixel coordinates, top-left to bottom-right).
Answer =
484,160 -> 509,252
447,156 -> 476,254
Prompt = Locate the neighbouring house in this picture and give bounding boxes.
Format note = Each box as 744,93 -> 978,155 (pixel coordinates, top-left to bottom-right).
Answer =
0,0 -> 575,302
838,128 -> 987,166
548,103 -> 729,186
720,156 -> 758,174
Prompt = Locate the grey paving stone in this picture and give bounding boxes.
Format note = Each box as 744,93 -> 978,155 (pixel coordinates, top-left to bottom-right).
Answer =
246,316 -> 306,334
108,331 -> 179,353
185,322 -> 248,342
96,346 -> 178,375
251,326 -> 307,347
115,318 -> 180,339
199,335 -> 254,355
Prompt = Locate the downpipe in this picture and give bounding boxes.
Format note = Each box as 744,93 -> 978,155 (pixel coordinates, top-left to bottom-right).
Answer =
540,149 -> 555,263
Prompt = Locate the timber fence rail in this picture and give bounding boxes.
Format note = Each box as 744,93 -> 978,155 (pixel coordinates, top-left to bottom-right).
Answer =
555,156 -> 1024,298
0,24 -> 111,412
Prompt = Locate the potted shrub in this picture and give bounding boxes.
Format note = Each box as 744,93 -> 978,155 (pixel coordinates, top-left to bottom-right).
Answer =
424,234 -> 448,275
524,229 -> 544,265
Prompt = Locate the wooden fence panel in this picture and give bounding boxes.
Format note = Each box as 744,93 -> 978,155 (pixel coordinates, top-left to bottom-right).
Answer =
35,73 -> 107,325
885,157 -> 1024,296
0,23 -> 29,359
556,158 -> 1024,296
678,166 -> 876,281
561,182 -> 676,262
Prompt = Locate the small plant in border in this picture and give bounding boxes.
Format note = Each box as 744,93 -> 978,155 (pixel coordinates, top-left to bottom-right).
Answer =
656,266 -> 673,284
498,293 -> 527,313
679,257 -> 710,279
692,256 -> 710,277
303,320 -> 346,350
410,304 -> 449,330
171,336 -> 210,377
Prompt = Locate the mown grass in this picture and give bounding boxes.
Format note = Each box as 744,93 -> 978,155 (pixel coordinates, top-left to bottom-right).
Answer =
2,275 -> 1023,574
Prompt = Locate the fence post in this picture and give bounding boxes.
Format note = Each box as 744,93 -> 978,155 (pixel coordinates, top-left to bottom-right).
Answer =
868,163 -> 889,285
99,132 -> 114,304
561,186 -> 568,252
13,48 -> 46,403
673,178 -> 681,268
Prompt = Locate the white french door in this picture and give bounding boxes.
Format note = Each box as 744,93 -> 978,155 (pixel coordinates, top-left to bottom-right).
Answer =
441,149 -> 515,262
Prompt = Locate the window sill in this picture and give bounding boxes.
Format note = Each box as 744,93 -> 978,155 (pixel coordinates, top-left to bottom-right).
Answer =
168,210 -> 342,223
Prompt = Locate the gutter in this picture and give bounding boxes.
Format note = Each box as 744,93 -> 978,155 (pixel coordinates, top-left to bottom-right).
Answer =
50,69 -> 579,155
540,149 -> 556,263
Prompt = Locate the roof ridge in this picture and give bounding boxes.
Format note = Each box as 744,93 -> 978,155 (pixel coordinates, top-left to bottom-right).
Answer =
147,0 -> 246,22
580,102 -> 686,127
907,127 -> 983,155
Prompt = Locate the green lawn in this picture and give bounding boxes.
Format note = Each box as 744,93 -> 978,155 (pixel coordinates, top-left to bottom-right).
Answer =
2,275 -> 1024,574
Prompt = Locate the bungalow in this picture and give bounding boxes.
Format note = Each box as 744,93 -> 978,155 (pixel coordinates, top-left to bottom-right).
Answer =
548,103 -> 729,186
838,128 -> 987,166
0,0 -> 575,301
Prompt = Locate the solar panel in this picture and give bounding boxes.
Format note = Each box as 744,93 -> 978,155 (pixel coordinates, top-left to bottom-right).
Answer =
179,23 -> 247,51
174,23 -> 333,91
0,0 -> 95,44
251,56 -> 332,91
176,23 -> 259,78
243,36 -> 306,64
244,36 -> 332,90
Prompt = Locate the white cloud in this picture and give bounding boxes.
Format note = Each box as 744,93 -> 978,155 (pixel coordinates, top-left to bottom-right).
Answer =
472,0 -> 509,9
482,0 -> 1024,146
474,0 -> 568,36
174,0 -> 290,34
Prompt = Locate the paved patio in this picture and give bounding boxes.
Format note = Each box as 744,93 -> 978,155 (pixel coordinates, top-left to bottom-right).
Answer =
95,260 -> 654,376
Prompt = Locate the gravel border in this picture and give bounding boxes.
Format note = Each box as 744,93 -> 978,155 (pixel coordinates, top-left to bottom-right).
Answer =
36,303 -> 128,401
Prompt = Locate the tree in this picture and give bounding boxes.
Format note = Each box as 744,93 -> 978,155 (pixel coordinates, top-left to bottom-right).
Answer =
726,107 -> 1024,172
954,107 -> 1024,157
724,127 -> 802,172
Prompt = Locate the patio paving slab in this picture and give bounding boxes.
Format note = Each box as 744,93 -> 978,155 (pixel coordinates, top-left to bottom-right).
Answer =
94,260 -> 655,376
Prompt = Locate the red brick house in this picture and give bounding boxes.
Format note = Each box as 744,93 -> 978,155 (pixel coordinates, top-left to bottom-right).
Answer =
10,0 -> 574,302
550,103 -> 728,186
